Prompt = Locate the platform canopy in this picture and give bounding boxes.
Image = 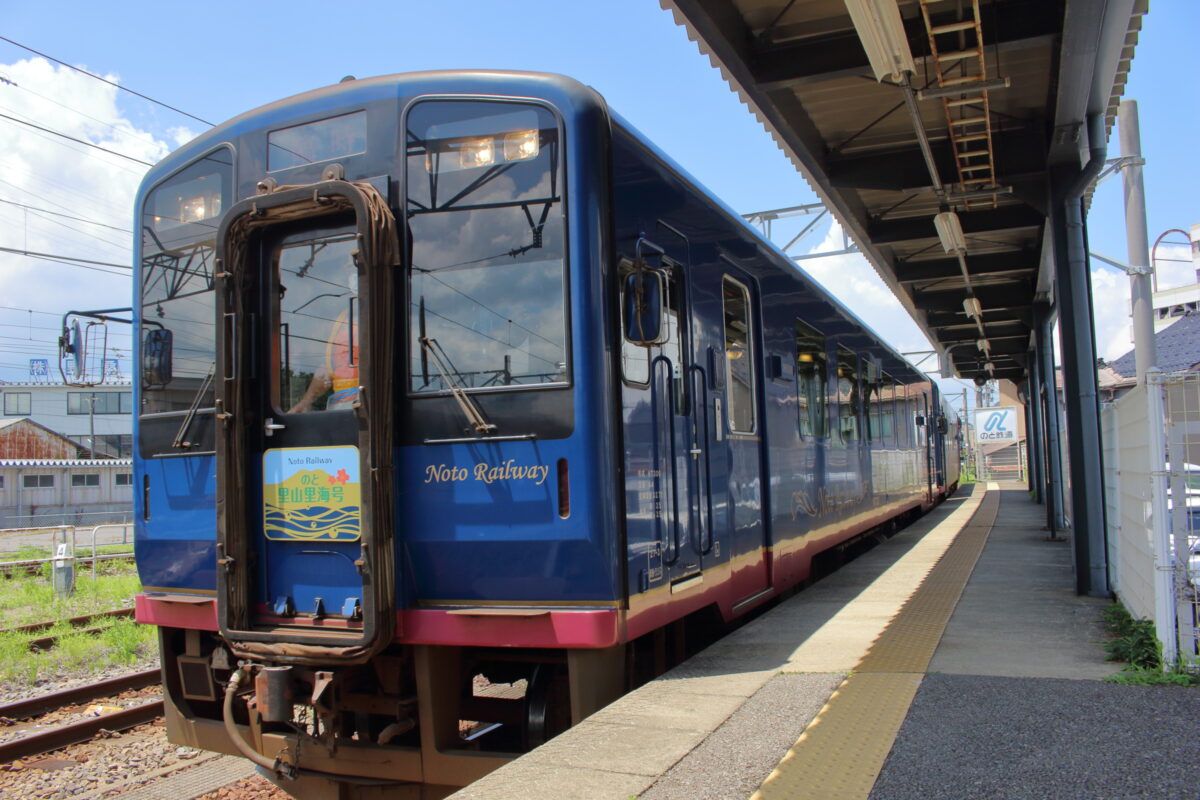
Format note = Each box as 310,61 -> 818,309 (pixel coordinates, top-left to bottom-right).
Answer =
663,0 -> 1146,383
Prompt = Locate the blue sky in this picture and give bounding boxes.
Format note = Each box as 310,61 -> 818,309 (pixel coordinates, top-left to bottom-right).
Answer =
0,1 -> 1196,397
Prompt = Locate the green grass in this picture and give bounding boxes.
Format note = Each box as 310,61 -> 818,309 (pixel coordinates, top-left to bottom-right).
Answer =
0,620 -> 157,683
0,561 -> 141,626
1100,602 -> 1200,687
0,542 -> 135,562
0,561 -> 156,684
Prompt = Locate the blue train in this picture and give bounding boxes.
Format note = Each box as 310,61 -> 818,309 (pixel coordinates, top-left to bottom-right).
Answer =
131,71 -> 960,797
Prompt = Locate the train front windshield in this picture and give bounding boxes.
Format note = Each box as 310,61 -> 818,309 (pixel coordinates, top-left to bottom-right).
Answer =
405,100 -> 568,392
138,99 -> 569,454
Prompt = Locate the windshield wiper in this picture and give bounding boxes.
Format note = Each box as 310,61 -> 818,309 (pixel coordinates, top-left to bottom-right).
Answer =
419,337 -> 496,435
172,362 -> 216,449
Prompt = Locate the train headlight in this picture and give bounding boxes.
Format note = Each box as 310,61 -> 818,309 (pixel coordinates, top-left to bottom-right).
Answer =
459,137 -> 496,169
179,193 -> 220,222
503,130 -> 539,162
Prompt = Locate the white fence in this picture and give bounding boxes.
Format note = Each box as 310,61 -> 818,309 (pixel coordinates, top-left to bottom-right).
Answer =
1102,371 -> 1200,669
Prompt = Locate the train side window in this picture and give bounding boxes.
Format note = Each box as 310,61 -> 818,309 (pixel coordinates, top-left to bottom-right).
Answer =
896,383 -> 909,448
836,346 -> 860,443
722,277 -> 756,433
795,320 -> 827,439
865,379 -> 878,442
880,377 -> 895,446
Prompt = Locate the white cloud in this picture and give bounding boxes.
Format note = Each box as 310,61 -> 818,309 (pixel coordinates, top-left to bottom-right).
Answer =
792,219 -> 934,357
1089,263 -> 1134,362
0,57 -> 174,382
167,125 -> 198,148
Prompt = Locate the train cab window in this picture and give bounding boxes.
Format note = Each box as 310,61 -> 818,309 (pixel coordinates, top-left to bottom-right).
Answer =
272,232 -> 360,413
722,277 -> 756,433
620,332 -> 650,385
406,100 -> 567,394
795,320 -> 827,439
618,259 -> 650,385
139,149 -> 233,418
663,267 -> 688,415
268,111 -> 366,171
836,347 -> 860,443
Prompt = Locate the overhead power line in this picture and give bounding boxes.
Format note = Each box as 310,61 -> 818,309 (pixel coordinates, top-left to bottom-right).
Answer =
0,111 -> 154,166
1,71 -> 163,150
0,245 -> 130,272
0,35 -> 213,127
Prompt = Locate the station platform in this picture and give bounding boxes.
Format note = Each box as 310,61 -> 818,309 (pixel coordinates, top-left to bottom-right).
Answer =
450,483 -> 1200,800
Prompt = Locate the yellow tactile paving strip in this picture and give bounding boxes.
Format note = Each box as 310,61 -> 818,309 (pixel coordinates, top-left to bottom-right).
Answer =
753,486 -> 1001,800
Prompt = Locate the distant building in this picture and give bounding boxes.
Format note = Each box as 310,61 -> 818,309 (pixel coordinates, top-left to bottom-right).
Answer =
1101,311 -> 1200,401
0,382 -> 132,458
0,458 -> 133,528
0,418 -> 79,459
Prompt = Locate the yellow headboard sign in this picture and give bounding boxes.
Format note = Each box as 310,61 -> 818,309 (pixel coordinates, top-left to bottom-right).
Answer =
263,446 -> 361,541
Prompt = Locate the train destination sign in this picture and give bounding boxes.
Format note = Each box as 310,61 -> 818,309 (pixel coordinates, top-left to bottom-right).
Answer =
262,445 -> 362,541
974,407 -> 1018,443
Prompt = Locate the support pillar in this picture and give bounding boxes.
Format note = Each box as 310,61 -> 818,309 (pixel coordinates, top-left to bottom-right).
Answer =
1036,301 -> 1065,534
1025,340 -> 1045,505
1051,112 -> 1110,596
1118,99 -> 1158,381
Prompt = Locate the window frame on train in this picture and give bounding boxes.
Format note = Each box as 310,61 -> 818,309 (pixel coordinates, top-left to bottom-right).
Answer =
721,275 -> 757,435
402,97 -> 571,397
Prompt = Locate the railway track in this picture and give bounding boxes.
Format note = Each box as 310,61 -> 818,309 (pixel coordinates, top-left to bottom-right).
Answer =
0,607 -> 137,651
0,551 -> 135,579
0,668 -> 162,764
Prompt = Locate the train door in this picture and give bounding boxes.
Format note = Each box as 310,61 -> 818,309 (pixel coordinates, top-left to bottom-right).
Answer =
717,271 -> 770,605
920,393 -> 934,503
654,262 -> 713,581
830,346 -> 866,525
214,183 -> 396,660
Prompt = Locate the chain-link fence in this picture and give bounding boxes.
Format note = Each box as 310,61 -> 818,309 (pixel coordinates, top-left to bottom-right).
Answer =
1103,370 -> 1200,671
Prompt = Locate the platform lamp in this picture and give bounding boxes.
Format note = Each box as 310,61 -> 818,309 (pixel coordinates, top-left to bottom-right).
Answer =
843,0 -> 915,83
934,211 -> 968,255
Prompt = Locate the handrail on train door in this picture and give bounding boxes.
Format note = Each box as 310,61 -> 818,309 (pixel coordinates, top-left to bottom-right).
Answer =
651,354 -> 681,566
688,363 -> 715,556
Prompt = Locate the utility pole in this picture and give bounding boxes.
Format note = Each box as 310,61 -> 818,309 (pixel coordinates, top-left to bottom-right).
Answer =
87,394 -> 96,459
1119,99 -> 1158,380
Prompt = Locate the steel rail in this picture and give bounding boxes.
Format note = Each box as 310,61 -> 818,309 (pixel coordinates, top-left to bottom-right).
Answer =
0,552 -> 135,578
0,699 -> 164,763
0,607 -> 135,638
0,668 -> 160,720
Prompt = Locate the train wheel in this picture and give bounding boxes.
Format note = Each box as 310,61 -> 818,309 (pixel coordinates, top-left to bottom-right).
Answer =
523,663 -> 570,749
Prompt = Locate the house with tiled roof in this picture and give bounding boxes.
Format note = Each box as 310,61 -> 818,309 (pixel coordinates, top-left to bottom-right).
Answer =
1109,311 -> 1200,377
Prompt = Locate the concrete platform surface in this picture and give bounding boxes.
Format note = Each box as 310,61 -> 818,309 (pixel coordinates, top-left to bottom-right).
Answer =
449,484 -> 1199,800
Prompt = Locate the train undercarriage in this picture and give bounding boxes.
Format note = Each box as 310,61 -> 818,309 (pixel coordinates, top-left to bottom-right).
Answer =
157,623 -> 693,800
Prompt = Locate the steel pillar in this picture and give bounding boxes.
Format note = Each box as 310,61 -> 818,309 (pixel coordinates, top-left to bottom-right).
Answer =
1035,301 -> 1065,534
1025,341 -> 1045,505
1051,113 -> 1110,596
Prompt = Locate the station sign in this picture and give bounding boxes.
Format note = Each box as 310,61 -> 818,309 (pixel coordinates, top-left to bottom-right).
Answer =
975,406 -> 1018,443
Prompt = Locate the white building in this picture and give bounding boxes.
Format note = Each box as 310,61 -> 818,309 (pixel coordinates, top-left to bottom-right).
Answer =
0,458 -> 133,528
0,382 -> 132,458
1151,222 -> 1200,332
